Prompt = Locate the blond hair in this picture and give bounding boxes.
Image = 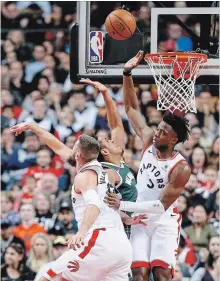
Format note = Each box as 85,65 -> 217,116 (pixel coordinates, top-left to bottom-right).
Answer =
27,233 -> 54,273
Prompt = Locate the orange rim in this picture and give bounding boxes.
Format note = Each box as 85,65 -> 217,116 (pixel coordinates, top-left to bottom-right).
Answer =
145,52 -> 208,65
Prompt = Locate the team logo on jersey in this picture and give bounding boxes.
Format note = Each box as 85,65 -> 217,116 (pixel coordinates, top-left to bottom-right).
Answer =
67,260 -> 80,272
89,31 -> 103,64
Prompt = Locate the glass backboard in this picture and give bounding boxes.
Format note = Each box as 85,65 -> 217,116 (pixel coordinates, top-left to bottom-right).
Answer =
70,2 -> 219,84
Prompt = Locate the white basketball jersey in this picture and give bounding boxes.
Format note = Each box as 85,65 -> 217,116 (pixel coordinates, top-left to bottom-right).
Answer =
137,144 -> 187,213
71,160 -> 123,232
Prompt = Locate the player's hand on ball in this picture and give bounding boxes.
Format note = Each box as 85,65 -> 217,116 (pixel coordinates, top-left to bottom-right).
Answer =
124,50 -> 144,72
123,214 -> 148,226
65,232 -> 85,250
104,191 -> 121,209
80,79 -> 108,93
9,122 -> 32,136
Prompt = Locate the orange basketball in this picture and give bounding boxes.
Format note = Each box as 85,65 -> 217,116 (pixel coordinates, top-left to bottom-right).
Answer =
105,9 -> 136,40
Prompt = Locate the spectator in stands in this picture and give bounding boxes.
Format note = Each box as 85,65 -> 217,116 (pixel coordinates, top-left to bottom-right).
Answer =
1,2 -> 21,28
189,145 -> 209,175
184,173 -> 206,208
21,147 -> 62,184
1,128 -> 18,175
33,236 -> 66,281
185,112 -> 200,128
55,105 -> 78,141
94,94 -> 108,131
9,61 -> 30,104
1,221 -> 25,263
35,172 -> 69,212
67,91 -> 98,131
9,183 -> 22,212
1,242 -> 35,281
159,22 -> 193,52
1,192 -> 20,226
46,4 -> 66,28
181,136 -> 195,162
191,236 -> 220,281
53,200 -> 78,235
178,235 -> 197,270
25,45 -> 46,83
196,91 -> 217,134
133,135 -> 143,161
27,233 -> 54,273
206,190 -> 220,235
7,29 -> 25,48
184,205 -> 217,252
52,236 -> 67,259
34,75 -> 50,96
123,149 -> 138,178
7,131 -> 40,183
173,263 -> 184,281
13,203 -> 45,253
21,175 -> 37,201
1,89 -> 23,120
209,136 -> 219,168
34,192 -> 56,231
177,194 -> 192,228
19,98 -> 57,131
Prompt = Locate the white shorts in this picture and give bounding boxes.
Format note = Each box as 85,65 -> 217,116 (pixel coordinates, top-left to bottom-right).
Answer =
130,210 -> 181,276
43,228 -> 132,281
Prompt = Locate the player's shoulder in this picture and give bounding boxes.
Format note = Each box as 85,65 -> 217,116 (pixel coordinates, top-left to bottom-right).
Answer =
176,159 -> 190,172
170,160 -> 191,183
75,169 -> 98,182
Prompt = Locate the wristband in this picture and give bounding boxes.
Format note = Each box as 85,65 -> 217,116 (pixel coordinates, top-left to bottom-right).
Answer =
83,189 -> 102,211
123,70 -> 132,76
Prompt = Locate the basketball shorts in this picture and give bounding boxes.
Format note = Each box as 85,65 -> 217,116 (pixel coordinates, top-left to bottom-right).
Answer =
43,228 -> 132,281
130,210 -> 182,276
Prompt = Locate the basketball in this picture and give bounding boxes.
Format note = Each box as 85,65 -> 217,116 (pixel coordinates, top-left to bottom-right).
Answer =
105,9 -> 136,40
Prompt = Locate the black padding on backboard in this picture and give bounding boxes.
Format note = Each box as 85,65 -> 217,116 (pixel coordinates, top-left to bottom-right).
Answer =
70,23 -> 79,83
103,32 -> 145,64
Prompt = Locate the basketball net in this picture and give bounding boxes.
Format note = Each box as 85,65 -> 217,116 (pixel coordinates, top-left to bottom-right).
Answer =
145,52 -> 207,114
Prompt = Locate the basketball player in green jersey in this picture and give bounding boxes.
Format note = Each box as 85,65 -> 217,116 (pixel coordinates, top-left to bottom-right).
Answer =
80,79 -> 138,238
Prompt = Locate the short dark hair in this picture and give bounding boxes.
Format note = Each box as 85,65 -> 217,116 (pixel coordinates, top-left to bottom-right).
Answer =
163,113 -> 190,144
78,134 -> 100,161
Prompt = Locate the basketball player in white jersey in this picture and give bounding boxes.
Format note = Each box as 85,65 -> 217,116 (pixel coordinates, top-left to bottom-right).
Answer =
10,125 -> 132,281
106,51 -> 191,281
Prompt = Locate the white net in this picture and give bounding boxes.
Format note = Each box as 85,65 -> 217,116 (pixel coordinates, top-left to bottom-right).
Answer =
145,53 -> 207,113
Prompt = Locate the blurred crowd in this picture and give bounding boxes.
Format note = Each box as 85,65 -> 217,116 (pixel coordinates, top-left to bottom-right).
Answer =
1,1 -> 219,281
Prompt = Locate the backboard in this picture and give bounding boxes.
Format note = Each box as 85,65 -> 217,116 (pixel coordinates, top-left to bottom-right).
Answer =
70,1 -> 219,84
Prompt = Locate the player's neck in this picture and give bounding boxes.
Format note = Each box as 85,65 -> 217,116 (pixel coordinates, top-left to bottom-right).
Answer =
105,155 -> 121,166
76,159 -> 95,172
156,147 -> 175,159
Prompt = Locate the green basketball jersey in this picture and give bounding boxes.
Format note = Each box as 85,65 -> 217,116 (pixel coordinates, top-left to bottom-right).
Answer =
101,161 -> 137,202
101,161 -> 137,238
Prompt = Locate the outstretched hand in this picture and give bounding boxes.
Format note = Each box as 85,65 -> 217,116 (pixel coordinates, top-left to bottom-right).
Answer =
124,50 -> 144,72
80,78 -> 108,93
123,214 -> 148,226
9,123 -> 32,136
65,232 -> 85,250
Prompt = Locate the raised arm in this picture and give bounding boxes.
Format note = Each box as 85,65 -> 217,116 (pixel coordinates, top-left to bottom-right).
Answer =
80,79 -> 125,150
66,170 -> 101,250
107,161 -> 191,214
10,122 -> 72,161
123,51 -> 154,148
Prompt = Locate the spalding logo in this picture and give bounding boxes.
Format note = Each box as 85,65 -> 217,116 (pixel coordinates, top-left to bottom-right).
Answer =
67,260 -> 80,272
85,69 -> 107,74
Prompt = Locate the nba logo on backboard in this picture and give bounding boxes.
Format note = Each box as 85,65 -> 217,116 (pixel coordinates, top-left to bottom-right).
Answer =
89,31 -> 103,64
